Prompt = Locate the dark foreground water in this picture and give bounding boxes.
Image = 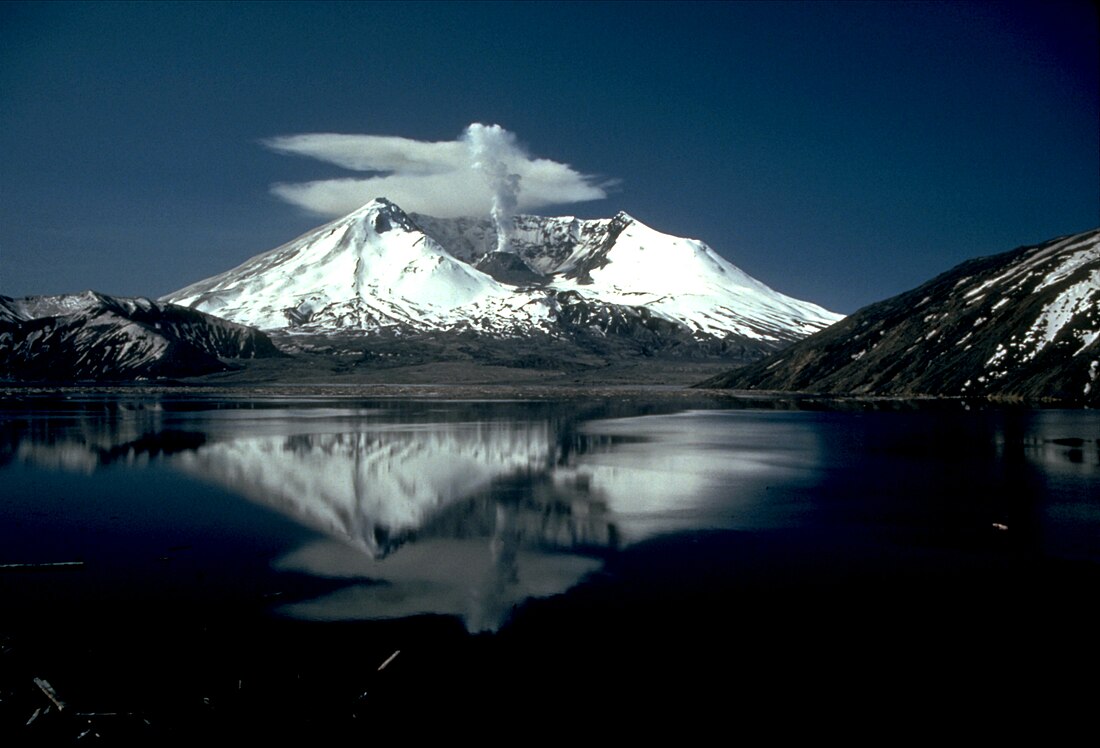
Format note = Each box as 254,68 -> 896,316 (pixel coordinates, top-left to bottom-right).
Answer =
1,392 -> 1097,740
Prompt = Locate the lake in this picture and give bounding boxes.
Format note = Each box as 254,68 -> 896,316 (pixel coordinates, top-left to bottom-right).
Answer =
2,390 -> 1097,739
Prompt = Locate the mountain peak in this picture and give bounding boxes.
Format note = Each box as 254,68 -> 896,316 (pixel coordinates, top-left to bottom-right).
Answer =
163,197 -> 512,331
2,289 -> 119,320
344,197 -> 418,234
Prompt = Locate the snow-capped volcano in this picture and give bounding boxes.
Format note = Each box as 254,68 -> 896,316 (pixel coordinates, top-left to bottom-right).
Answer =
166,199 -> 530,332
164,199 -> 840,355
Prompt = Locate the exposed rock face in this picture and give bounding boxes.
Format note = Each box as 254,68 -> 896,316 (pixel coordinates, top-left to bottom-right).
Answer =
699,228 -> 1100,403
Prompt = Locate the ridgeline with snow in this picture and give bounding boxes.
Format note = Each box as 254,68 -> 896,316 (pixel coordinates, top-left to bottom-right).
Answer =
0,291 -> 280,381
699,228 -> 1100,403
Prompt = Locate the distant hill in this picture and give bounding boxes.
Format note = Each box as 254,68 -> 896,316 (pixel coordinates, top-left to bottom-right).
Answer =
0,291 -> 281,381
699,228 -> 1100,404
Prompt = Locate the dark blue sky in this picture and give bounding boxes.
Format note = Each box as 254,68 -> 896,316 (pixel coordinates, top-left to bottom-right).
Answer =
2,0 -> 1097,313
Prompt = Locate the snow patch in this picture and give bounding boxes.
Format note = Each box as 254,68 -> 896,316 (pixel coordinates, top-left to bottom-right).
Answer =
1034,238 -> 1100,292
965,231 -> 1099,302
1019,269 -> 1100,356
986,343 -> 1007,367
1077,330 -> 1099,356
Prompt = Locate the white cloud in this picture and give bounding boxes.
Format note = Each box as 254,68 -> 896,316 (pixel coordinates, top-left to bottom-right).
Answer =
264,133 -> 468,175
261,124 -> 613,218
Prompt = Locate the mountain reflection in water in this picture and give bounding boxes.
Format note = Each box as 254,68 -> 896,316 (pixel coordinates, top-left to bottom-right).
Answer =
166,411 -> 830,629
176,422 -> 620,631
2,397 -> 1097,633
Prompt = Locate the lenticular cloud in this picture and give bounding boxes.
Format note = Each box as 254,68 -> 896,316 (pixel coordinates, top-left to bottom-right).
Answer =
262,124 -> 612,219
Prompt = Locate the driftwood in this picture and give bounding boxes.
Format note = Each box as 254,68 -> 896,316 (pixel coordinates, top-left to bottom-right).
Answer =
33,677 -> 67,712
0,561 -> 84,571
377,650 -> 401,672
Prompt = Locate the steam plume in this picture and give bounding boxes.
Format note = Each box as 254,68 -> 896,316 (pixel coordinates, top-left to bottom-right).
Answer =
262,124 -> 614,219
463,123 -> 521,253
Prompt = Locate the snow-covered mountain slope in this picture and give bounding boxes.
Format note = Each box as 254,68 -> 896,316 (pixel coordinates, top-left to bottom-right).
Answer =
417,211 -> 841,341
700,228 -> 1100,403
166,200 -> 549,334
0,291 -> 281,381
164,199 -> 840,355
553,214 -> 837,340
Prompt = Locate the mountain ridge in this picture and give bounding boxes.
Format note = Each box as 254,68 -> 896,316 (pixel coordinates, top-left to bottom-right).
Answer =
0,291 -> 282,381
698,227 -> 1100,403
163,199 -> 842,358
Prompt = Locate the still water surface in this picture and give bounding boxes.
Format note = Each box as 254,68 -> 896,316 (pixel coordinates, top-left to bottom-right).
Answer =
2,394 -> 1096,637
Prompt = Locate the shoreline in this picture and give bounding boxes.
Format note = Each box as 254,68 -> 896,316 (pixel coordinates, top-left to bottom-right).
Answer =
0,381 -> 1086,410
